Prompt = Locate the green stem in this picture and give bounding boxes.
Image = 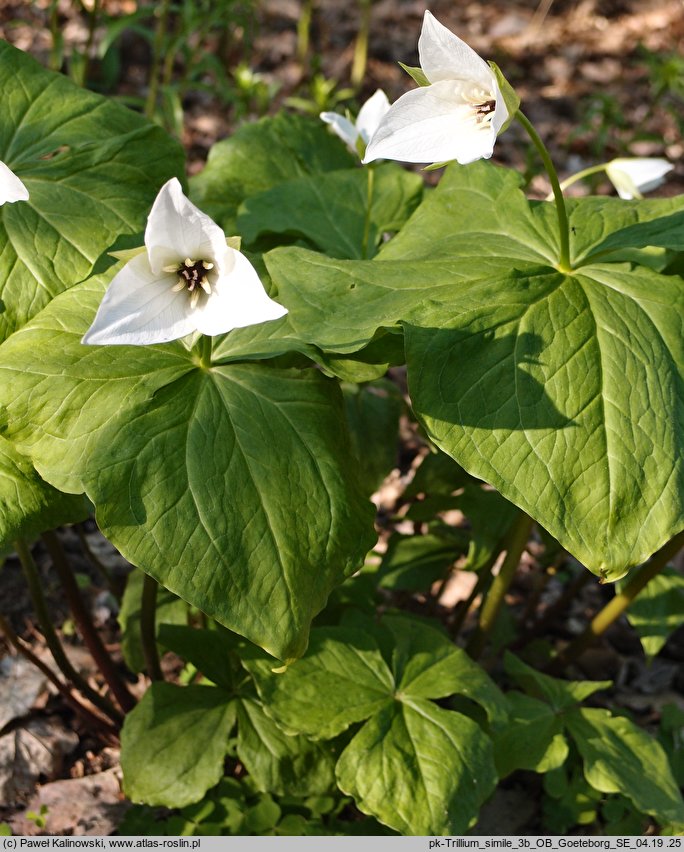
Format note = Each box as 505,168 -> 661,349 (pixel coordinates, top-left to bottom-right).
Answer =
516,110 -> 571,272
15,538 -> 122,724
145,0 -> 171,120
361,165 -> 375,259
0,613 -> 118,738
42,531 -> 136,713
141,573 -> 163,681
351,0 -> 371,88
558,163 -> 608,193
450,548 -> 500,638
196,334 -> 213,368
547,529 -> 684,674
466,512 -> 535,659
297,0 -> 314,65
82,0 -> 101,87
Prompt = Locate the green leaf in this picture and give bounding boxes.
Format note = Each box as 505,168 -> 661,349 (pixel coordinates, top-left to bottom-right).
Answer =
237,163 -> 423,260
494,691 -> 568,777
378,533 -> 462,592
336,699 -> 497,835
343,379 -> 403,495
504,653 -> 611,711
0,40 -> 183,342
0,276 -> 376,661
120,683 -> 236,808
0,435 -> 86,555
566,706 -> 684,824
189,112 -> 355,233
119,568 -> 188,673
622,567 -> 684,658
383,614 -> 508,728
157,624 -> 244,692
243,627 -> 394,739
236,697 -> 336,796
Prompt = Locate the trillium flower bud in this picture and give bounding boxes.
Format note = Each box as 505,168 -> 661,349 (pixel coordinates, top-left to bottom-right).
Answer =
83,178 -> 287,346
604,157 -> 674,200
320,89 -> 391,159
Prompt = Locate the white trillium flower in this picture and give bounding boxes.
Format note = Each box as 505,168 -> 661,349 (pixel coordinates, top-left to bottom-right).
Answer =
604,157 -> 674,200
0,160 -> 29,205
363,10 -> 509,166
83,178 -> 287,346
320,89 -> 391,157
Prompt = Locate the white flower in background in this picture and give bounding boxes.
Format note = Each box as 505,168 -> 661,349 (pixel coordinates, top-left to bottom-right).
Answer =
0,161 -> 29,205
363,10 -> 509,166
604,157 -> 674,200
83,178 -> 287,346
320,89 -> 391,157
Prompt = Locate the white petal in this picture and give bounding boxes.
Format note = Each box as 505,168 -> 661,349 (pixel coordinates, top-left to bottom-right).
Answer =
363,82 -> 496,165
355,90 -> 391,144
193,250 -> 287,336
145,178 -> 228,275
419,10 -> 492,89
0,161 -> 29,205
320,112 -> 359,151
82,253 -> 196,345
605,158 -> 673,199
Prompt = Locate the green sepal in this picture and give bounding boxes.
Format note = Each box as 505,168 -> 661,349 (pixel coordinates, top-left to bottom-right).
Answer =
398,62 -> 430,87
489,61 -> 520,133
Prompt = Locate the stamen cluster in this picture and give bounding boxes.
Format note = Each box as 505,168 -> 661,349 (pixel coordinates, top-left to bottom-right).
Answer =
164,257 -> 215,308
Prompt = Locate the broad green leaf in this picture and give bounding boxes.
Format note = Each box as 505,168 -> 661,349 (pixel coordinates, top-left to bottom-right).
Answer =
336,699 -> 497,835
0,435 -> 86,554
455,485 -> 519,571
622,568 -> 684,658
119,568 -> 188,674
236,697 -> 336,796
494,691 -> 568,777
343,379 -> 403,495
504,653 -> 610,711
157,624 -> 245,692
263,246 -> 520,355
120,683 -> 236,808
403,260 -> 684,578
383,614 -> 508,728
566,706 -> 684,824
243,627 -> 394,739
237,164 -> 423,260
658,704 -> 684,787
0,40 -> 183,342
569,200 -> 684,265
378,533 -> 463,592
0,276 -> 376,661
403,451 -> 472,500
189,112 -> 355,233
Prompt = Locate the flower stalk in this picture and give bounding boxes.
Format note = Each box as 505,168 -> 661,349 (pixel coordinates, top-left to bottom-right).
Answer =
15,537 -> 123,724
361,165 -> 375,260
141,573 -> 164,682
466,512 -> 535,659
516,109 -> 571,272
42,531 -> 137,713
